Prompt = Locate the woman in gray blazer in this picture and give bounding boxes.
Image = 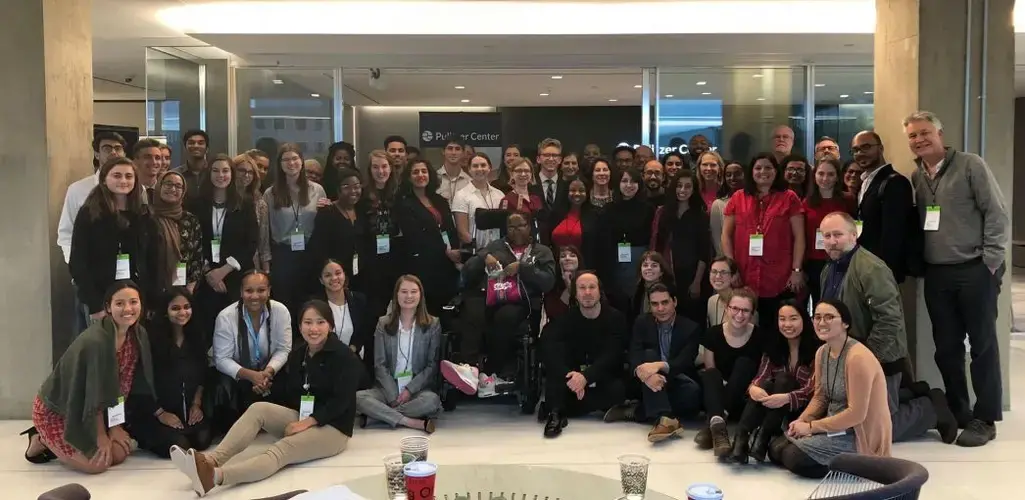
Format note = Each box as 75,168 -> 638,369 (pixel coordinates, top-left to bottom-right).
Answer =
356,275 -> 442,433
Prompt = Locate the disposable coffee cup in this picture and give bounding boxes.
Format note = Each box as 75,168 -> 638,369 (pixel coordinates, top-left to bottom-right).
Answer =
687,483 -> 724,500
400,436 -> 430,463
404,461 -> 438,500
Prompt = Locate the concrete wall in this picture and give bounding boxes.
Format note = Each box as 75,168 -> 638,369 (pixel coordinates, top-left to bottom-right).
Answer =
94,101 -> 146,132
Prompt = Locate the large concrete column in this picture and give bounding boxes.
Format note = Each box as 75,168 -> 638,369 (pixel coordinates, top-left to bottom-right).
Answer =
874,0 -> 1015,408
0,0 -> 92,417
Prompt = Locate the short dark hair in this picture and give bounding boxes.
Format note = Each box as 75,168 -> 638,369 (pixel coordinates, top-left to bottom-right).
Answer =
445,138 -> 466,149
132,138 -> 163,159
613,145 -> 636,157
92,131 -> 126,153
182,129 -> 209,146
646,282 -> 676,301
383,135 -> 407,148
568,269 -> 605,306
245,148 -> 270,160
742,153 -> 786,195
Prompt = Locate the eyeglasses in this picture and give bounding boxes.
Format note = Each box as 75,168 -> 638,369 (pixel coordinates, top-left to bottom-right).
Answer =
813,314 -> 838,323
161,182 -> 185,191
100,145 -> 125,153
816,144 -> 840,152
849,144 -> 880,155
237,170 -> 255,177
728,305 -> 752,315
709,270 -> 732,277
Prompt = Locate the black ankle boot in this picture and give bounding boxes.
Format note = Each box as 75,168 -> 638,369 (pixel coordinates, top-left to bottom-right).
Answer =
749,426 -> 771,462
729,430 -> 750,464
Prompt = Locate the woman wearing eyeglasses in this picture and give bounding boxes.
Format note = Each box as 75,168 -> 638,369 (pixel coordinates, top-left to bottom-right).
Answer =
234,153 -> 271,273
150,171 -> 204,298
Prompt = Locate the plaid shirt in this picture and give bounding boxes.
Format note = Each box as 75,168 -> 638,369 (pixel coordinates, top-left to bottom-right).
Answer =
751,354 -> 814,411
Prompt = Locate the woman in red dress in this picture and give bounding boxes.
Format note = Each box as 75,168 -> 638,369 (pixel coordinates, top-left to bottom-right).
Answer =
801,157 -> 856,304
500,157 -> 543,218
24,280 -> 155,474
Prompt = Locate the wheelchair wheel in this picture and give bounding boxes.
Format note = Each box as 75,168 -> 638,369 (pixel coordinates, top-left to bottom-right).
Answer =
519,390 -> 538,415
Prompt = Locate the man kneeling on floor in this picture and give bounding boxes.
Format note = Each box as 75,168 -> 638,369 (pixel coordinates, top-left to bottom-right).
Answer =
628,283 -> 703,442
541,271 -> 627,438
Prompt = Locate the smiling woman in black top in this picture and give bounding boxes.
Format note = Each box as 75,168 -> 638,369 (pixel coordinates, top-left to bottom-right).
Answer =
171,299 -> 363,496
360,150 -> 402,318
394,159 -> 462,315
306,168 -> 374,301
189,155 -> 259,337
129,288 -> 212,458
651,170 -> 711,325
603,166 -> 654,310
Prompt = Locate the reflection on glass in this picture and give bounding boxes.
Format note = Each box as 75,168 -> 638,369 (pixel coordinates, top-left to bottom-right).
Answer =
656,67 -> 807,166
813,66 -> 874,162
236,69 -> 334,162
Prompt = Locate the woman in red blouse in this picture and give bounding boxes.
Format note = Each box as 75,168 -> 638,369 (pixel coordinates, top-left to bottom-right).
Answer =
499,157 -> 542,217
730,300 -> 820,464
548,179 -> 602,274
801,158 -> 856,304
721,153 -> 806,332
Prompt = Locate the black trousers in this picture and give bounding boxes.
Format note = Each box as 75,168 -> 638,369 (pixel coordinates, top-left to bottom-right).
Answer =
457,295 -> 532,378
129,411 -> 213,458
700,357 -> 760,421
638,349 -> 702,420
768,435 -> 829,479
737,373 -> 798,434
546,374 -> 626,416
211,371 -> 273,435
923,259 -> 1003,423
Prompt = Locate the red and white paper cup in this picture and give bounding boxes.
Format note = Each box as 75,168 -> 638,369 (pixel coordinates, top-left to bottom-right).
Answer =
403,461 -> 438,500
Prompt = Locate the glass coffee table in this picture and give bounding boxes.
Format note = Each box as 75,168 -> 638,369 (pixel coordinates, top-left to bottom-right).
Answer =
343,464 -> 678,499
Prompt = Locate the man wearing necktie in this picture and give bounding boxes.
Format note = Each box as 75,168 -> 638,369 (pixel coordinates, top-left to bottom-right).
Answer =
533,138 -> 566,246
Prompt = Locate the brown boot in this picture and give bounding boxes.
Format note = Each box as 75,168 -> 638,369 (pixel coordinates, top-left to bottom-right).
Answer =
187,451 -> 216,497
647,416 -> 685,443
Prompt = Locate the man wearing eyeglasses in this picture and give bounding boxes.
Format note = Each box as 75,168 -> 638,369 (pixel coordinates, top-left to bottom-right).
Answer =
813,136 -> 840,163
819,211 -> 957,445
850,130 -> 917,283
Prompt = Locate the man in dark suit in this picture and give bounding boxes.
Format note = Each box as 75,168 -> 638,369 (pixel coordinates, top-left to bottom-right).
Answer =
625,283 -> 702,443
852,130 -> 916,283
533,137 -> 568,246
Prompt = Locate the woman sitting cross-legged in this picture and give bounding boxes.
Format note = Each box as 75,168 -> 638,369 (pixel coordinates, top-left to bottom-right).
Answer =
23,280 -> 155,474
769,299 -> 892,478
728,300 -> 819,464
356,275 -> 442,434
171,299 -> 364,496
127,287 -> 213,458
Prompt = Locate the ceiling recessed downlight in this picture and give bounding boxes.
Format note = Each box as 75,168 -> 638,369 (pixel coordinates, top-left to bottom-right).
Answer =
864,91 -> 874,94
634,84 -> 642,89
756,97 -> 766,101
272,79 -> 284,85
454,85 -> 466,89
551,75 -> 563,80
814,83 -> 825,87
696,81 -> 707,86
664,94 -> 674,98
539,93 -> 550,96
701,92 -> 712,95
461,99 -> 471,103
608,98 -> 618,102
753,74 -> 764,78
840,94 -> 849,98
310,93 -> 320,97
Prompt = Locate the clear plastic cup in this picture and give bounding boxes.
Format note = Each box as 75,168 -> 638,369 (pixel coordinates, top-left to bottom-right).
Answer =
382,453 -> 407,499
400,436 -> 430,464
618,454 -> 651,500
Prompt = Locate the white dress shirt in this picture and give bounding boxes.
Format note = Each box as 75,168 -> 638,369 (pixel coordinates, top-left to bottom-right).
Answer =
858,165 -> 885,205
213,299 -> 293,379
451,183 -> 505,249
57,171 -> 100,264
436,166 -> 472,202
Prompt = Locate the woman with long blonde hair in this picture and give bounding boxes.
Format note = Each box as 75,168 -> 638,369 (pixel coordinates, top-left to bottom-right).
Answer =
234,153 -> 271,272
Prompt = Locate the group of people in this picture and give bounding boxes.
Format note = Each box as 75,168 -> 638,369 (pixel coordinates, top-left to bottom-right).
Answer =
21,108 -> 1007,494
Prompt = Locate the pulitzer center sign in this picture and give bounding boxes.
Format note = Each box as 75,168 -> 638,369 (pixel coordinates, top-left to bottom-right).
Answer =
419,112 -> 503,148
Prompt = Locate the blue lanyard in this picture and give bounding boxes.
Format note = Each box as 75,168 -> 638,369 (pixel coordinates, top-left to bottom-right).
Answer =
243,308 -> 268,365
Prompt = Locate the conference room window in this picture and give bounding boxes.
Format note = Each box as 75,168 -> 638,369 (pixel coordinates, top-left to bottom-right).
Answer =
255,118 -> 266,130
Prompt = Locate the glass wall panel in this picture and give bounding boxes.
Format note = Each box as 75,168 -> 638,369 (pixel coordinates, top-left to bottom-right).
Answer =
235,69 -> 335,161
146,47 -> 203,168
656,67 -> 807,165
813,66 -> 874,160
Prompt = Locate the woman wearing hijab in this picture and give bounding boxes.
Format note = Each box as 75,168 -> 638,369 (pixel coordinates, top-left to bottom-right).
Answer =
150,171 -> 204,296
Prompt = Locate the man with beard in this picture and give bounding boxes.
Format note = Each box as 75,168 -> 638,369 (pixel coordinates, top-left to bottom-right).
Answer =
642,160 -> 666,206
819,212 -> 957,444
174,129 -> 209,201
687,134 -> 711,167
541,271 -> 627,438
850,130 -> 916,283
384,135 -> 408,176
814,136 -> 841,163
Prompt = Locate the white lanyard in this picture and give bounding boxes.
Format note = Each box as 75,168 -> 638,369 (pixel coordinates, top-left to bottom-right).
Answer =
213,207 -> 226,239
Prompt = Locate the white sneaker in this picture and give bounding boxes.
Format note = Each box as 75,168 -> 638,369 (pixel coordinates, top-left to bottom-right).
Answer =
477,373 -> 497,398
441,361 -> 479,395
493,374 -> 515,392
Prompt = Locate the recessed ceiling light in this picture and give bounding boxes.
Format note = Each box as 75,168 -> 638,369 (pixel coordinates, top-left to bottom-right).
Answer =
864,91 -> 874,94
634,84 -> 642,89
756,97 -> 766,101
551,75 -> 563,80
310,93 -> 320,97
539,93 -> 550,96
461,99 -> 470,103
454,85 -> 466,90
272,79 -> 284,85
840,94 -> 849,98
814,83 -> 826,87
701,92 -> 712,95
664,94 -> 674,98
696,81 -> 707,86
752,74 -> 764,78
608,99 -> 618,102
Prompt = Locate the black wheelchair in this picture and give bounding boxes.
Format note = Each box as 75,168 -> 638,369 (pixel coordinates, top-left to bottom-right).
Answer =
437,293 -> 544,415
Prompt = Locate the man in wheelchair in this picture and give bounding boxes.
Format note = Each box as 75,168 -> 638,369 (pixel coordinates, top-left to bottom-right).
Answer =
441,212 -> 556,398
539,271 -> 628,438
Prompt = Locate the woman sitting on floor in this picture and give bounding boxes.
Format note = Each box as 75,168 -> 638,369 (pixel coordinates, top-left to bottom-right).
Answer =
23,280 -> 155,474
770,299 -> 892,478
356,275 -> 442,433
171,299 -> 364,496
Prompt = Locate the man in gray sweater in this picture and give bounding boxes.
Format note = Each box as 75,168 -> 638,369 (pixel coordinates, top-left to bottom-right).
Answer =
905,110 -> 1009,447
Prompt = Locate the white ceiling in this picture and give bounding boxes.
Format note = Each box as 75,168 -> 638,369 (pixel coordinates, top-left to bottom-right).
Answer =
90,0 -> 1025,105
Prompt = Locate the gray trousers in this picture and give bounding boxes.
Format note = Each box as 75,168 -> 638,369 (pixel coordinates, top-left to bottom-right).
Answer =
887,373 -> 937,442
356,388 -> 442,427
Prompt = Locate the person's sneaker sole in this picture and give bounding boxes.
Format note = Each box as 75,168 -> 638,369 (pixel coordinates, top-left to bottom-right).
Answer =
440,361 -> 478,395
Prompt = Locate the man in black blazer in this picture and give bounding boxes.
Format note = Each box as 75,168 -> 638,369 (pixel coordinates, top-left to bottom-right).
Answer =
626,283 -> 702,443
852,130 -> 916,283
533,137 -> 568,246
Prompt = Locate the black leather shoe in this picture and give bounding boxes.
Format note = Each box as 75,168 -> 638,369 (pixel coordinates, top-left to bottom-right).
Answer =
956,419 -> 996,447
928,389 -> 958,444
543,412 -> 568,438
749,426 -> 771,462
729,430 -> 750,464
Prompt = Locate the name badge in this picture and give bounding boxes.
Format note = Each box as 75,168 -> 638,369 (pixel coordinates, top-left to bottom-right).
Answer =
299,395 -> 315,420
290,230 -> 305,251
617,243 -> 632,263
173,262 -> 187,286
107,396 -> 126,428
211,238 -> 222,263
924,205 -> 941,231
814,230 -> 825,250
115,253 -> 131,280
855,220 -> 864,238
748,234 -> 765,256
352,254 -> 360,276
376,234 -> 390,255
441,232 -> 451,250
396,370 -> 413,394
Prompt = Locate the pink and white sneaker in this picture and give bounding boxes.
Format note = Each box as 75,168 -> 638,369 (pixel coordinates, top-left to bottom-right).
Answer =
441,360 -> 479,395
